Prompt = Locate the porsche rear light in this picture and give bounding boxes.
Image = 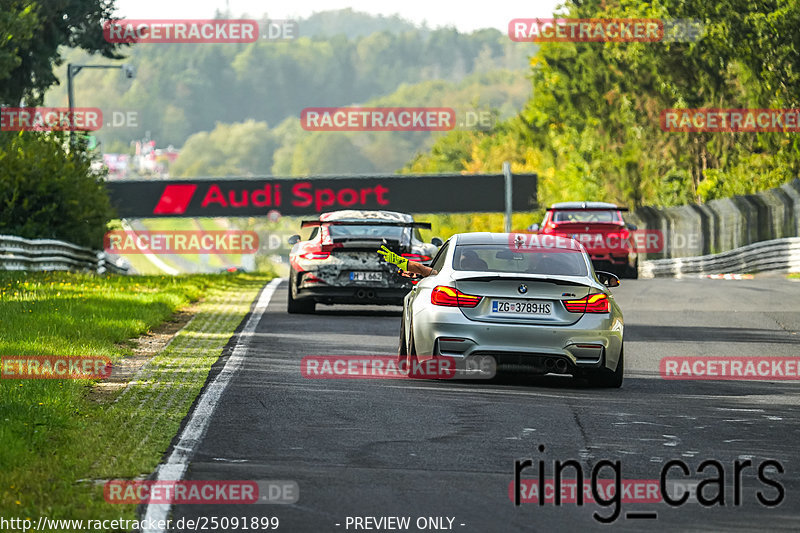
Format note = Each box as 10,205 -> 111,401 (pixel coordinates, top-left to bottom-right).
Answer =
431,286 -> 482,308
299,251 -> 330,260
298,240 -> 341,260
402,253 -> 431,262
563,293 -> 610,313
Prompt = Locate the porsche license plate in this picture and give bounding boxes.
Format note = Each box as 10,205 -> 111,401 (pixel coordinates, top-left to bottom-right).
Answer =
350,271 -> 382,282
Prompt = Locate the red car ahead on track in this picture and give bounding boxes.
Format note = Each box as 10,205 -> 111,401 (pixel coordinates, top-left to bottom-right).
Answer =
530,202 -> 639,279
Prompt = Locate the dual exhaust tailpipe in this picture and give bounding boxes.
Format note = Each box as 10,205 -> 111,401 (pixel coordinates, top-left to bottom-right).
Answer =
356,289 -> 376,299
545,357 -> 569,373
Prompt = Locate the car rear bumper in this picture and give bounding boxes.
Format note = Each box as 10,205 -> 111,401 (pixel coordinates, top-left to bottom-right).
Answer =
412,307 -> 623,373
589,252 -> 631,265
296,285 -> 409,305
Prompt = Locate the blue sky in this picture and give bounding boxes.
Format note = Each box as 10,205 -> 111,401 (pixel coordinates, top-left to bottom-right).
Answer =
115,0 -> 565,34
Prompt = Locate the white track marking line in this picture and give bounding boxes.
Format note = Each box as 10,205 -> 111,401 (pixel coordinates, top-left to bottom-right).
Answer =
121,219 -> 180,275
141,278 -> 283,533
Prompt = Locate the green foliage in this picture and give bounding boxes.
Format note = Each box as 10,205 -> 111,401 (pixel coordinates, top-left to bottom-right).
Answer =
0,1 -> 37,92
171,120 -> 277,177
698,151 -> 796,201
269,69 -> 530,176
409,0 -> 800,212
0,0 -> 125,106
290,133 -> 376,175
0,271 -> 272,521
0,132 -> 113,248
169,69 -> 530,177
46,21 -> 533,149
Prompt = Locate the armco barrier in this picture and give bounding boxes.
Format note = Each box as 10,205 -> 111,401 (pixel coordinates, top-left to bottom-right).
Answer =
629,178 -> 800,260
0,235 -> 129,274
640,237 -> 800,278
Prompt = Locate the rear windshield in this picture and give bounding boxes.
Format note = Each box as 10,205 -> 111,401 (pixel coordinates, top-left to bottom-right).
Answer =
327,224 -> 406,241
452,244 -> 588,276
552,210 -> 621,223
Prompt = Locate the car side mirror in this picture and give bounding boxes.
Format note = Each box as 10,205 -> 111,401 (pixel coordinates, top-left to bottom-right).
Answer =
596,271 -> 620,288
625,223 -> 638,231
288,234 -> 300,245
431,237 -> 443,246
527,223 -> 540,232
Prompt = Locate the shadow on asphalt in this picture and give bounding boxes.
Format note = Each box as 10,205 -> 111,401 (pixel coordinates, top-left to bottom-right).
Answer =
310,306 -> 403,317
431,373 -> 800,398
626,324 -> 800,344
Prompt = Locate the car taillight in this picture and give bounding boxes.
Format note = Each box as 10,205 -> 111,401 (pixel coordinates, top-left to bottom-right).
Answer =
563,293 -> 609,313
299,251 -> 330,260
402,253 -> 431,262
431,286 -> 482,308
602,229 -> 630,252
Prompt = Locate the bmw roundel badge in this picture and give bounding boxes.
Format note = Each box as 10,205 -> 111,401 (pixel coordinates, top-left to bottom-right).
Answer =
518,284 -> 528,294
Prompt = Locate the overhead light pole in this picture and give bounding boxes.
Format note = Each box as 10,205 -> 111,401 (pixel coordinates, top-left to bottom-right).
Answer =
503,161 -> 513,233
67,63 -> 135,146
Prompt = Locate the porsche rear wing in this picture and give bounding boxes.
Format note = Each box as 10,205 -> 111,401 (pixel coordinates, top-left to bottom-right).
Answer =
301,220 -> 432,229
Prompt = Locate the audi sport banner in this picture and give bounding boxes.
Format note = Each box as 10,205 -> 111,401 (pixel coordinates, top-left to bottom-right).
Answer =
106,173 -> 538,217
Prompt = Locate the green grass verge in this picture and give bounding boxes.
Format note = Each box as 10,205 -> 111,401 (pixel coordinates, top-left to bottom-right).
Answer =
118,252 -> 168,276
120,218 -> 241,272
0,271 -> 274,529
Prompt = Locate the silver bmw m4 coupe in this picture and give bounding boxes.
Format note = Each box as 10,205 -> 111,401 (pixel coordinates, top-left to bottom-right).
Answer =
398,232 -> 625,387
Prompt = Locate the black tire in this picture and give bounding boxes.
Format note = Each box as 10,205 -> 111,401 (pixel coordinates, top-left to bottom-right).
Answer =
625,258 -> 639,279
287,274 -> 315,314
588,345 -> 624,388
397,315 -> 408,365
406,323 -> 424,378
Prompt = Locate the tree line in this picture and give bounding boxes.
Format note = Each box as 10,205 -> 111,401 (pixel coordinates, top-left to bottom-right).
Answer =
407,0 -> 800,211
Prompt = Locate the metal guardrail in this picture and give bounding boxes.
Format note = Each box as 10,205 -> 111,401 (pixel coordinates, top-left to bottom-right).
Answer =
6,231 -> 798,279
0,234 -> 130,274
640,237 -> 800,278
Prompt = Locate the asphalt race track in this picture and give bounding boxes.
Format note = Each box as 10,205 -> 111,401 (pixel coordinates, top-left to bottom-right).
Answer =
169,277 -> 800,532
